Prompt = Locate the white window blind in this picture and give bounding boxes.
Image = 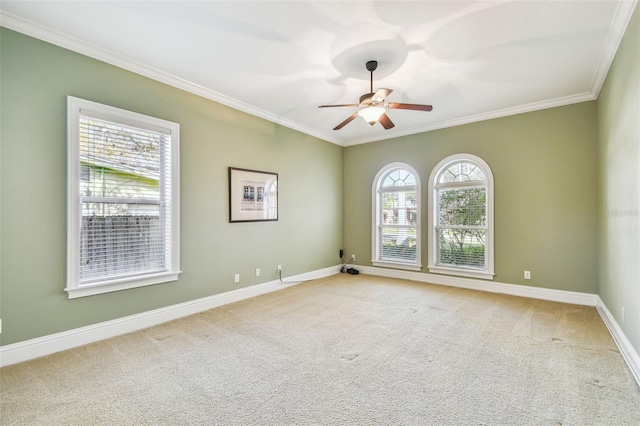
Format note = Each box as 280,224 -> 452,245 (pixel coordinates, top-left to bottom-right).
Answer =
372,164 -> 421,271
78,116 -> 170,283
67,97 -> 180,298
436,185 -> 487,268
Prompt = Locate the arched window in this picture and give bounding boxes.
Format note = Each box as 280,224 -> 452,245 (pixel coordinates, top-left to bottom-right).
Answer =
372,163 -> 421,271
428,154 -> 494,279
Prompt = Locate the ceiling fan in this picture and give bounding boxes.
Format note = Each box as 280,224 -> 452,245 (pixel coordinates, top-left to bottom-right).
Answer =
319,60 -> 433,130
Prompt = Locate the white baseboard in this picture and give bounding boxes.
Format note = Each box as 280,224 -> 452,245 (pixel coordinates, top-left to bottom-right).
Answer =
4,263 -> 639,390
596,298 -> 640,387
357,265 -> 640,388
0,265 -> 341,367
357,265 -> 599,306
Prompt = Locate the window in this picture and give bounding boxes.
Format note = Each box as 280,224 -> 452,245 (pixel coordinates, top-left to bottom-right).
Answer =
243,185 -> 255,201
428,154 -> 494,280
372,163 -> 421,271
66,96 -> 180,298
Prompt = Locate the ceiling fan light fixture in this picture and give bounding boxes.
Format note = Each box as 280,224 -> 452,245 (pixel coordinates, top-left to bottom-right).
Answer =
358,106 -> 385,125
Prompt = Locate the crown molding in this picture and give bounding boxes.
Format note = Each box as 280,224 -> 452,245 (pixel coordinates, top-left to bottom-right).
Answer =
341,92 -> 597,147
2,0 -> 636,148
0,11 -> 343,146
589,0 -> 638,98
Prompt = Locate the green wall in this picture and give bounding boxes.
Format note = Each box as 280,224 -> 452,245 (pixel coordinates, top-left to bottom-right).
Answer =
2,13 -> 637,354
0,29 -> 343,345
344,102 -> 599,293
597,6 -> 640,353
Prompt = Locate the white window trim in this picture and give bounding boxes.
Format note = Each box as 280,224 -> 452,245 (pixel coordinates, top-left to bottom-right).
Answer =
427,153 -> 494,280
372,259 -> 423,272
66,96 -> 181,298
371,162 -> 422,271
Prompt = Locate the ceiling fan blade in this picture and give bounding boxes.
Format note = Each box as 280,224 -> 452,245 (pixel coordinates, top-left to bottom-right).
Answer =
372,88 -> 393,102
333,112 -> 359,130
386,102 -> 433,111
378,112 -> 395,130
318,104 -> 359,108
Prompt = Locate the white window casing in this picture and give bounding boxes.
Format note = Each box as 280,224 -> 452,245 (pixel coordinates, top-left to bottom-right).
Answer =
372,162 -> 422,271
66,96 -> 181,298
427,154 -> 494,280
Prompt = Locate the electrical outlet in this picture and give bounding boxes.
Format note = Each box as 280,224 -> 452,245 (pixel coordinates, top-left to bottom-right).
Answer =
351,254 -> 356,261
524,270 -> 531,279
622,306 -> 625,323
234,274 -> 240,283
256,268 -> 260,277
0,319 -> 2,334
277,265 -> 282,271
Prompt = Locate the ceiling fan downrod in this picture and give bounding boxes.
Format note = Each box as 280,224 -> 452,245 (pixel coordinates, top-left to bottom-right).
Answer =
366,60 -> 377,94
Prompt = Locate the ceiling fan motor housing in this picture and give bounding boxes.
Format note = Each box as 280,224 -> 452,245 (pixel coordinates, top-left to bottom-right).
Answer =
366,60 -> 378,72
359,93 -> 376,106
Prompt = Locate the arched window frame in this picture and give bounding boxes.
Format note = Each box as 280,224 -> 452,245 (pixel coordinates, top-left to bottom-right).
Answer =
371,162 -> 422,271
427,154 -> 494,280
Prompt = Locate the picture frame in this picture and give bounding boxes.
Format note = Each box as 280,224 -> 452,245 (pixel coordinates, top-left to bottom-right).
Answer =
229,167 -> 278,222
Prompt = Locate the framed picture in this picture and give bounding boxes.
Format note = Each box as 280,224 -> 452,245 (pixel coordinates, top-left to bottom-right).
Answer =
229,167 -> 278,222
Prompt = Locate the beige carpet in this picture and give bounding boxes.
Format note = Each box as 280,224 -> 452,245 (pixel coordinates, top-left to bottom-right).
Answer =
2,274 -> 640,425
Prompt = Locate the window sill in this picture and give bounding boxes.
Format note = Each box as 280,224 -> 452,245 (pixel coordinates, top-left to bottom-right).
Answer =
65,271 -> 181,299
428,265 -> 494,280
372,260 -> 422,272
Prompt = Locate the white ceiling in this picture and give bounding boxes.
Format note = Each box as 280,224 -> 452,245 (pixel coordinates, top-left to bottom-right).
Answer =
1,1 -> 637,146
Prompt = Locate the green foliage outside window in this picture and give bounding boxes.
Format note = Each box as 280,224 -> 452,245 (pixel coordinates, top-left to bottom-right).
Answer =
437,187 -> 486,268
